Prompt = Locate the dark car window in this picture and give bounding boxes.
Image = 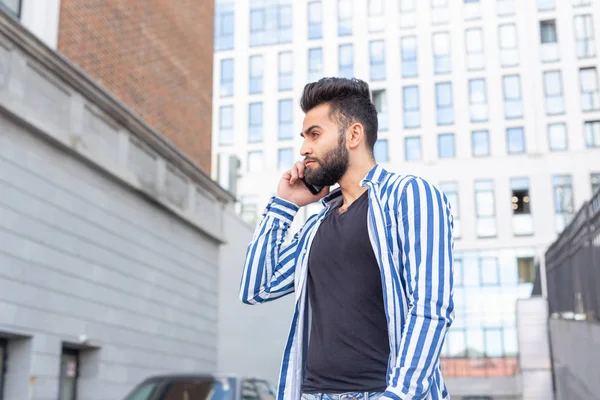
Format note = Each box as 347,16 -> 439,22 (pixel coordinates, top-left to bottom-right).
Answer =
124,377 -> 237,400
123,381 -> 160,400
163,380 -> 215,400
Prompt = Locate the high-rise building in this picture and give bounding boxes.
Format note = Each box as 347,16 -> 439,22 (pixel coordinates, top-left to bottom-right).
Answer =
212,0 -> 600,398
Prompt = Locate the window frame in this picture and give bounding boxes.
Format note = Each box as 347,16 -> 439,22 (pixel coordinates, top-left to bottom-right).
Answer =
547,122 -> 568,151
472,130 -> 490,157
278,99 -> 294,140
573,14 -> 596,59
374,139 -> 389,163
249,55 -> 264,95
502,75 -> 524,119
403,85 -> 421,128
432,32 -> 452,74
405,136 -> 422,161
248,102 -> 263,143
219,106 -> 234,146
435,82 -> 455,126
307,0 -> 323,40
579,67 -> 600,112
506,127 -> 526,154
338,44 -> 354,78
278,51 -> 293,92
438,133 -> 456,159
465,27 -> 485,70
58,347 -> 80,400
543,70 -> 565,115
278,148 -> 294,170
369,40 -> 386,81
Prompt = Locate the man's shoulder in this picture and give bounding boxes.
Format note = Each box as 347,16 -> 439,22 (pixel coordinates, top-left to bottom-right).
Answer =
378,171 -> 445,206
380,171 -> 438,193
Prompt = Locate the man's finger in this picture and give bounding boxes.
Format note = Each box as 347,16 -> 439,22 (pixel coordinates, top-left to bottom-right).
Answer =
295,161 -> 305,178
289,166 -> 298,183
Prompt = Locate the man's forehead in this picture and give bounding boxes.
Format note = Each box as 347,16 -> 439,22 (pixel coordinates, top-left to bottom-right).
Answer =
303,103 -> 333,125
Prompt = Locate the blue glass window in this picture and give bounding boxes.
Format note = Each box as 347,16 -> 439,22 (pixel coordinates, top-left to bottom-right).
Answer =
436,82 -> 454,125
507,127 -> 525,154
374,139 -> 389,162
250,0 -> 293,47
220,59 -> 234,98
405,137 -> 422,161
338,0 -> 353,36
249,55 -> 263,94
278,100 -> 293,140
369,40 -> 386,81
339,44 -> 354,78
308,1 -> 322,39
215,2 -> 234,51
278,51 -> 293,91
403,86 -> 420,128
249,102 -> 263,143
278,148 -> 294,170
472,130 -> 490,157
308,48 -> 323,82
400,36 -> 418,78
438,133 -> 456,158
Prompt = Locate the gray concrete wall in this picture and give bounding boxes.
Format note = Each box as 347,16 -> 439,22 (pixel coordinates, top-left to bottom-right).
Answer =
0,13 -> 241,400
516,297 -> 554,400
445,376 -> 521,399
0,114 -> 220,399
549,319 -> 600,400
217,210 -> 295,385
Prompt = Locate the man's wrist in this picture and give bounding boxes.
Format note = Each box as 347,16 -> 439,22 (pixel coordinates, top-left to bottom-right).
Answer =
267,196 -> 300,222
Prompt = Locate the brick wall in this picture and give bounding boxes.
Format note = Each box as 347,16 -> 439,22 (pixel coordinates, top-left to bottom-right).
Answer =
57,0 -> 214,173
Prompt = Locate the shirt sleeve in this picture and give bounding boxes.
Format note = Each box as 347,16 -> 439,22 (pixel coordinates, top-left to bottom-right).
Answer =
239,196 -> 313,305
384,177 -> 455,399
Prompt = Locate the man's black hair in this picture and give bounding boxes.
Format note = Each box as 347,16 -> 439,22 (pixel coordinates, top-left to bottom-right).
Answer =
300,77 -> 378,152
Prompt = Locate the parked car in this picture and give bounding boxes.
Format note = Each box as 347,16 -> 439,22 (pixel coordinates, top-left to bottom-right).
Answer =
123,374 -> 277,400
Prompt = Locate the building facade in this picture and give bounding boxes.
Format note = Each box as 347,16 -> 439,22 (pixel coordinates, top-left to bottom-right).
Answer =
0,2 -> 265,399
3,0 -> 215,173
212,0 -> 600,398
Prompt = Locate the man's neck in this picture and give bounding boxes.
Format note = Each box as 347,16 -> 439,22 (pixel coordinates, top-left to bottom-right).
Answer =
337,160 -> 376,210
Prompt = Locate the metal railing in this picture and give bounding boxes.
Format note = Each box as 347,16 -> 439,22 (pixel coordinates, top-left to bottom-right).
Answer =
545,188 -> 600,320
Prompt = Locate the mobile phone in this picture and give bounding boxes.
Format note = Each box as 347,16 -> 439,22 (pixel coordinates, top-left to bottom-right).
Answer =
301,178 -> 324,195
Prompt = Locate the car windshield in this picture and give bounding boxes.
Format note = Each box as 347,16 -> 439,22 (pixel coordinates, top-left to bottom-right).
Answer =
123,377 -> 236,400
207,378 -> 236,400
123,381 -> 159,400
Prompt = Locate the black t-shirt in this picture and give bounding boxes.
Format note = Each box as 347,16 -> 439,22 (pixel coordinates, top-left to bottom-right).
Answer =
301,191 -> 390,393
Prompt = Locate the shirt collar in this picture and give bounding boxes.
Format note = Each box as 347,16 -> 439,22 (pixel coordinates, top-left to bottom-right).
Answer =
361,163 -> 389,186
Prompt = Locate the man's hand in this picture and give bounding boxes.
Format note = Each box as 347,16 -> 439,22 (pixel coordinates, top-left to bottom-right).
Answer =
277,161 -> 330,207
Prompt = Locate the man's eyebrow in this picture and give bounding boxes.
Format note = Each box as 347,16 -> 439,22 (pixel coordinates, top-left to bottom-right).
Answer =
300,125 -> 322,138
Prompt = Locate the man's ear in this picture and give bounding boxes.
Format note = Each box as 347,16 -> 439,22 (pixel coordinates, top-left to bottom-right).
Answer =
346,122 -> 365,150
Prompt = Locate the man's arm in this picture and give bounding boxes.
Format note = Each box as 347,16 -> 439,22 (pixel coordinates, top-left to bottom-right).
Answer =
385,178 -> 455,399
239,196 -> 309,305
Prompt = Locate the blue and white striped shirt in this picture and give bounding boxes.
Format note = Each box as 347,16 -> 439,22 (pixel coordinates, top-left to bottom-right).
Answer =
240,165 -> 455,400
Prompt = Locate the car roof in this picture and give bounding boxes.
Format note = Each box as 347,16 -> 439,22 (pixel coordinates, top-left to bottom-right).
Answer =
140,373 -> 269,382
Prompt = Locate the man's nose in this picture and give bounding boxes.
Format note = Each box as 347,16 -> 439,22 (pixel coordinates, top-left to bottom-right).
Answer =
300,140 -> 312,157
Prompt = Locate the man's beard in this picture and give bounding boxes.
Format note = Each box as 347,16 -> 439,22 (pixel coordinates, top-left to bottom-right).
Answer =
304,136 -> 349,187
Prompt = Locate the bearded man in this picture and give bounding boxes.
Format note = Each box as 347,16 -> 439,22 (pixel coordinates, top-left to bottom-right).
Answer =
240,77 -> 455,400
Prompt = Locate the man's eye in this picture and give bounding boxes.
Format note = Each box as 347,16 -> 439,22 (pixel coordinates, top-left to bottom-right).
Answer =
311,131 -> 319,137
